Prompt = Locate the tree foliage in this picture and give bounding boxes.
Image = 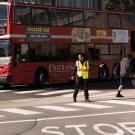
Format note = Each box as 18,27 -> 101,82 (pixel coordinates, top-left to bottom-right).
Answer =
105,0 -> 135,11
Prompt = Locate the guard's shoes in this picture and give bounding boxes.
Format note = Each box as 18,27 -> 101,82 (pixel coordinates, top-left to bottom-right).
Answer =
85,99 -> 91,102
116,93 -> 124,97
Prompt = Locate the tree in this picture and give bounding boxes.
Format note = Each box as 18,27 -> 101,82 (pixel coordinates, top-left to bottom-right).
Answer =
105,0 -> 135,11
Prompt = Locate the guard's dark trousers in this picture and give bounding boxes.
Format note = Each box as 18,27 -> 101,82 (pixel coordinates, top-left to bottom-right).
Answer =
73,76 -> 89,101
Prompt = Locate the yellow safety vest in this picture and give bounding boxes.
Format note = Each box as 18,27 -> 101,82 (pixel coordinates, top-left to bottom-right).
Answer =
76,60 -> 89,79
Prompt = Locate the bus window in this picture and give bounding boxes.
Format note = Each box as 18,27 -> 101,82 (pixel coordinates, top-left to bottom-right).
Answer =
29,43 -> 70,61
32,8 -> 49,25
0,4 -> 7,26
14,44 -> 28,63
50,43 -> 70,61
14,44 -> 21,64
0,40 -> 11,57
88,48 -> 99,60
20,44 -> 29,62
52,44 -> 71,61
108,13 -> 121,28
70,44 -> 85,60
95,44 -> 109,55
0,40 -> 11,65
110,44 -> 122,55
15,6 -> 32,24
94,44 -> 109,60
121,13 -> 135,29
131,31 -> 135,51
51,9 -> 69,26
68,10 -> 84,27
84,11 -> 107,28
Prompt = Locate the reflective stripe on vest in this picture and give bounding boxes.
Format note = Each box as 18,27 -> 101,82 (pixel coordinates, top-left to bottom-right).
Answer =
76,60 -> 89,79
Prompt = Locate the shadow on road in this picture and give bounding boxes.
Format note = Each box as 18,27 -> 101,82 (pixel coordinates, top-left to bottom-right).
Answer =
0,79 -> 134,92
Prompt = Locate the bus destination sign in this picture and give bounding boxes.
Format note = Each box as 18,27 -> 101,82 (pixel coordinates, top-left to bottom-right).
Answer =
26,27 -> 51,41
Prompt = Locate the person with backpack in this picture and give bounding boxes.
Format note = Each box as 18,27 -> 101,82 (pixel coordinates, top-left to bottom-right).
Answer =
117,54 -> 135,97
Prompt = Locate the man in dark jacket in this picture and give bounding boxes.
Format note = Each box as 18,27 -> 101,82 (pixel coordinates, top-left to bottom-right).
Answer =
117,54 -> 135,97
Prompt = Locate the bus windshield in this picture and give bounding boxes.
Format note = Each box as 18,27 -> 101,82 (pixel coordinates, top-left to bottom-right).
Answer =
0,4 -> 7,26
0,40 -> 11,64
0,40 -> 11,57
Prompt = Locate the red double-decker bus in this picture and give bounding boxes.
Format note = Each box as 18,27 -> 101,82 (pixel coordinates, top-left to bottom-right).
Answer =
0,0 -> 135,88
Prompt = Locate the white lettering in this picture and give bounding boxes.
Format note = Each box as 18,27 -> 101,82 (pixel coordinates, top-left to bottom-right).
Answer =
41,126 -> 65,135
118,122 -> 135,135
65,124 -> 87,135
93,123 -> 124,135
49,64 -> 74,73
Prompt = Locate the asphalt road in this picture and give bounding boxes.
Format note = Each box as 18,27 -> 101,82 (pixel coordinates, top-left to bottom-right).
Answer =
0,80 -> 135,135
0,80 -> 124,101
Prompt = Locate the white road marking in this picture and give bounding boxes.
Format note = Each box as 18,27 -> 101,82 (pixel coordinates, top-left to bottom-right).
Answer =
100,100 -> 135,106
35,105 -> 80,112
68,102 -> 113,109
13,90 -> 45,94
62,90 -> 100,97
0,115 -> 4,117
0,108 -> 42,115
93,92 -> 116,97
0,90 -> 13,93
0,110 -> 135,124
36,89 -> 74,96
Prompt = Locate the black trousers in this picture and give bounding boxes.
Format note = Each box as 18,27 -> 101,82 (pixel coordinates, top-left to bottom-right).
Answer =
73,76 -> 89,100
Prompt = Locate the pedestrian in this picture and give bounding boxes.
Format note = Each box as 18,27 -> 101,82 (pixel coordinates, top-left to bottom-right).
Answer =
71,53 -> 90,102
117,54 -> 135,97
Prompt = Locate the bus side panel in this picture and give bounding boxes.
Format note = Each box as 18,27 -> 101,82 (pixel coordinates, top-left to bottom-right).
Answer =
11,62 -> 74,85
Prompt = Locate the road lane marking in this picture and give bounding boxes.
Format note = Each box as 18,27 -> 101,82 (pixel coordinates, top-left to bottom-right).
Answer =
35,105 -> 80,112
62,90 -> 100,97
92,92 -> 116,97
67,103 -> 113,109
0,90 -> 13,93
13,90 -> 45,94
0,110 -> 135,124
36,89 -> 74,96
0,108 -> 42,115
99,100 -> 135,106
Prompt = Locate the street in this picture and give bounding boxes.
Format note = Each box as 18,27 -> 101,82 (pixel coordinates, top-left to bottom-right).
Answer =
0,0 -> 134,135
0,81 -> 135,135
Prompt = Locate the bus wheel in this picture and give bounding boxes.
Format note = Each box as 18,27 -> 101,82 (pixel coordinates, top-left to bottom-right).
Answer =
98,64 -> 109,81
35,69 -> 47,88
112,63 -> 120,79
3,84 -> 11,89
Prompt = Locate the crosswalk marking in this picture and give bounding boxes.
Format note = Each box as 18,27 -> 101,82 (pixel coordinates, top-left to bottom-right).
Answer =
0,100 -> 135,117
36,89 -> 74,96
100,100 -> 135,106
93,92 -> 116,97
0,90 -> 13,93
62,90 -> 100,97
67,102 -> 113,109
13,90 -> 45,94
0,108 -> 42,115
35,105 -> 80,112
